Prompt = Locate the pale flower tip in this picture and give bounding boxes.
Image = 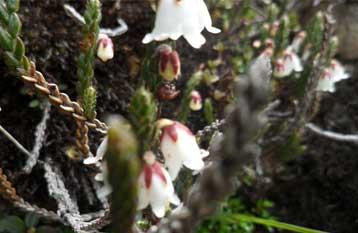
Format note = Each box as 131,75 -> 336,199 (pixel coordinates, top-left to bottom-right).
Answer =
157,118 -> 174,129
96,184 -> 112,199
183,158 -> 204,171
142,34 -> 153,44
169,194 -> 181,206
83,156 -> 98,165
200,149 -> 210,158
152,204 -> 166,218
184,33 -> 206,49
95,173 -> 104,181
207,26 -> 221,34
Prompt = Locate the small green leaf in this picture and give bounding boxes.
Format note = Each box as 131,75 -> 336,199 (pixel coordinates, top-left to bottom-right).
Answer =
0,216 -> 26,233
0,27 -> 14,51
4,51 -> 19,67
0,4 -> 9,24
204,98 -> 214,124
82,87 -> 97,120
14,37 -> 24,60
8,13 -> 21,37
24,213 -> 39,228
6,0 -> 20,13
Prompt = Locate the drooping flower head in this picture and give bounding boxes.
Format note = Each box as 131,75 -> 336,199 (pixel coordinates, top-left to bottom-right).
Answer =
97,34 -> 114,62
143,0 -> 221,49
138,151 -> 180,218
273,47 -> 303,78
157,44 -> 181,81
157,119 -> 209,180
189,90 -> 202,111
316,60 -> 350,93
291,31 -> 307,52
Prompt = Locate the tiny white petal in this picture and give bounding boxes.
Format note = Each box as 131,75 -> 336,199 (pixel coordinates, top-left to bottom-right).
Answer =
95,173 -> 104,181
200,149 -> 210,158
183,33 -> 206,49
292,54 -> 303,72
83,156 -> 98,165
96,183 -> 112,199
137,173 -> 150,210
183,158 -> 204,171
169,193 -> 181,206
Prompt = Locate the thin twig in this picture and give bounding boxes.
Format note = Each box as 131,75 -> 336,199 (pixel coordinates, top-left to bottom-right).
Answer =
0,124 -> 32,158
23,102 -> 51,173
64,4 -> 85,24
64,4 -> 128,37
306,123 -> 358,142
100,18 -> 128,37
42,160 -> 80,216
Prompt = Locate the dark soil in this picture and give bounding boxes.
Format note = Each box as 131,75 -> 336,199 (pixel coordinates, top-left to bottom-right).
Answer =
0,1 -> 357,233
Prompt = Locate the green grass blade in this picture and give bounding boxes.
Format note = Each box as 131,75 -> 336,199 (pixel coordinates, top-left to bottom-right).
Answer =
220,214 -> 328,233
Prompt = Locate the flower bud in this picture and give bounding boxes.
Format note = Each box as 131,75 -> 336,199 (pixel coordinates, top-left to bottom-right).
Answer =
158,45 -> 181,82
189,90 -> 202,111
97,34 -> 114,62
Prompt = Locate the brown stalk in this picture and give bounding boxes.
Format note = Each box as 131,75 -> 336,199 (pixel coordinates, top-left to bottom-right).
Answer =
0,168 -> 20,203
20,62 -> 107,157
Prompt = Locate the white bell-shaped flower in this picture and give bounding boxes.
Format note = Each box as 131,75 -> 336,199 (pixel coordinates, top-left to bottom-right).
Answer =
142,0 -> 221,49
97,34 -> 114,62
273,47 -> 303,78
138,151 -> 180,218
316,60 -> 350,93
158,119 -> 209,180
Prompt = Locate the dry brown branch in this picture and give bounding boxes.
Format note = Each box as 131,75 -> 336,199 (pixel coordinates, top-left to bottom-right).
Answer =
20,62 -> 108,134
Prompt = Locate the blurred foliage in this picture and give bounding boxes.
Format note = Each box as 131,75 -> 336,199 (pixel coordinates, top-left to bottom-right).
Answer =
197,197 -> 275,233
105,117 -> 140,233
0,213 -> 74,233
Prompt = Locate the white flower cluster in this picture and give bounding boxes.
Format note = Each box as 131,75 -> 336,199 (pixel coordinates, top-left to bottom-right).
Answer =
264,31 -> 350,93
86,119 -> 209,218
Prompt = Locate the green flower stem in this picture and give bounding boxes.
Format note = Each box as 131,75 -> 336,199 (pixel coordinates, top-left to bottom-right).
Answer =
76,0 -> 101,120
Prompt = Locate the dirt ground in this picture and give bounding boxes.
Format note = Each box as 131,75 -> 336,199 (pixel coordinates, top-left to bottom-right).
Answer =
0,1 -> 357,233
